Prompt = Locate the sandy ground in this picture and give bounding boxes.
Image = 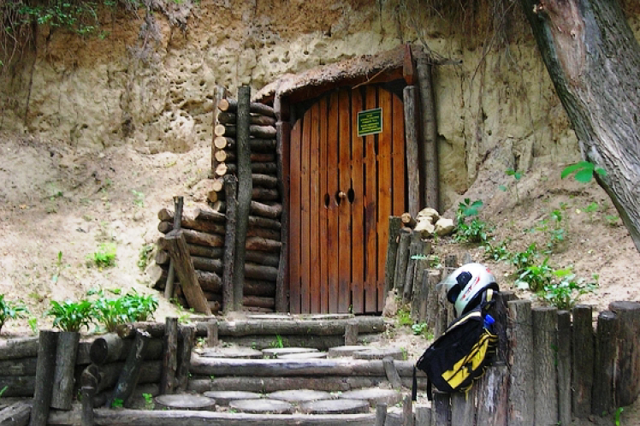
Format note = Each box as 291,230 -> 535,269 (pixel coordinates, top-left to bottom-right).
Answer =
1,130 -> 639,424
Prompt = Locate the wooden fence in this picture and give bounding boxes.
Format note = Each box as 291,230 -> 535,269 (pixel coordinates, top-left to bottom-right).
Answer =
384,216 -> 640,424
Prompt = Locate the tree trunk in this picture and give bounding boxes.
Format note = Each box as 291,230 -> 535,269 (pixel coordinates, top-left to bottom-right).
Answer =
519,0 -> 640,252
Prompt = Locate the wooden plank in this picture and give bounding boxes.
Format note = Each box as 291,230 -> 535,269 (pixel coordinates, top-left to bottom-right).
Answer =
338,90 -> 352,313
327,92 -> 340,313
532,307 -> 558,426
364,85 -> 378,313
275,119 -> 290,312
289,121 -> 302,314
310,101 -> 321,314
377,90 -> 393,311
391,93 -> 405,216
351,87 -> 365,314
319,96 -> 329,313
300,107 -> 312,313
403,86 -> 420,217
572,305 -> 594,419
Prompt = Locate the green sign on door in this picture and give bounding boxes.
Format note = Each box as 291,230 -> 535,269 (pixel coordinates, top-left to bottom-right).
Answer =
357,108 -> 383,137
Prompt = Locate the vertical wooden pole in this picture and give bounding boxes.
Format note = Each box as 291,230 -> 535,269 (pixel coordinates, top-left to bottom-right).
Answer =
384,216 -> 403,294
557,310 -> 572,426
572,304 -> 594,418
488,291 -> 517,364
609,301 -> 640,407
375,402 -> 388,426
507,299 -> 534,426
425,270 -> 441,332
222,174 -> 237,313
403,85 -> 421,217
402,394 -> 414,426
344,319 -> 358,346
29,330 -> 57,426
592,310 -> 618,415
432,390 -> 451,426
414,405 -> 431,426
476,365 -> 509,426
233,85 -> 252,311
275,115 -> 291,312
81,386 -> 95,426
108,330 -> 150,408
164,196 -> 184,301
416,54 -> 439,212
160,317 -> 178,395
532,307 -> 558,426
393,228 -> 412,294
51,331 -> 79,410
206,318 -> 219,347
175,324 -> 195,392
450,389 -> 475,426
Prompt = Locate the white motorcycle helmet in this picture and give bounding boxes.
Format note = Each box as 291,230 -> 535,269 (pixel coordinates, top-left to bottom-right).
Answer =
439,263 -> 499,317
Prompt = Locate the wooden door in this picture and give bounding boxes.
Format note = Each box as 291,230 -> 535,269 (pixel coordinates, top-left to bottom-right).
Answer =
288,85 -> 406,314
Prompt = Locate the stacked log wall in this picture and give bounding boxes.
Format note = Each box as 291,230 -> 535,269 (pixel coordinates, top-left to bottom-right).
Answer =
153,94 -> 281,313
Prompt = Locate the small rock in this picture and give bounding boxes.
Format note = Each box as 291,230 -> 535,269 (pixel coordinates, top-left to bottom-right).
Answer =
435,217 -> 455,236
417,208 -> 440,222
414,219 -> 435,237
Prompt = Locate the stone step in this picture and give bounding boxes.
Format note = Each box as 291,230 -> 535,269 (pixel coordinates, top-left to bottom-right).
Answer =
229,398 -> 293,414
267,389 -> 332,403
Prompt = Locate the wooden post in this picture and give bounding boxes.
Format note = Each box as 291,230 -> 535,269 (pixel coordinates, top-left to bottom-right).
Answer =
211,85 -> 227,177
403,240 -> 420,304
383,357 -> 402,390
160,317 -> 178,395
431,391 -> 451,426
592,310 -> 618,415
231,85 -> 252,312
384,216 -> 403,294
450,389 -> 475,426
81,386 -> 95,426
557,310 -> 572,426
572,304 -> 594,418
206,319 -> 219,347
176,324 -> 195,392
165,196 -> 184,300
393,228 -> 412,294
411,240 -> 431,323
165,230 -> 211,315
344,319 -> 358,346
403,85 -> 421,216
402,394 -> 413,426
29,330 -> 57,426
414,405 -> 431,426
275,118 -> 290,312
222,174 -> 238,313
51,331 -> 80,410
425,270 -> 441,332
532,307 -> 558,426
108,330 -> 151,408
416,54 -> 439,212
609,301 -> 640,407
507,300 -> 534,426
375,402 -> 388,426
90,333 -> 124,365
476,365 -> 509,426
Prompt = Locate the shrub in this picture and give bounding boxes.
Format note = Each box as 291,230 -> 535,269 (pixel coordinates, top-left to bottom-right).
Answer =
0,295 -> 29,334
46,299 -> 94,332
538,269 -> 598,310
89,243 -> 117,268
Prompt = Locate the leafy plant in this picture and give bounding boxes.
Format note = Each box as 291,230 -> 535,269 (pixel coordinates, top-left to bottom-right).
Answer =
538,269 -> 598,310
270,334 -> 285,349
510,243 -> 539,275
583,202 -> 600,223
614,407 -> 624,426
411,322 -> 433,340
51,251 -> 69,284
91,289 -> 158,331
483,239 -> 510,261
499,168 -> 523,202
111,398 -> 124,408
142,393 -> 154,410
88,243 -> 117,268
455,199 -> 491,244
46,299 -> 94,332
515,257 -> 553,292
0,295 -> 29,334
456,198 -> 483,222
561,161 -> 606,183
396,305 -> 413,327
92,296 -> 128,332
606,215 -> 620,227
121,290 -> 158,322
0,386 -> 7,398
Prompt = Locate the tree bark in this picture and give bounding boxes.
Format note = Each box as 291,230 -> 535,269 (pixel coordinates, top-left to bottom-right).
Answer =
51,331 -> 80,410
30,330 -> 57,426
107,330 -> 151,408
519,0 -> 640,252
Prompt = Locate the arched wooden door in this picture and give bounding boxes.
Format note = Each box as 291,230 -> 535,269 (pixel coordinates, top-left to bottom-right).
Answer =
288,84 -> 406,314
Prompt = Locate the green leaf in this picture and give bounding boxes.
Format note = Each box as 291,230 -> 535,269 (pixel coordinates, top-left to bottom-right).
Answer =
560,162 -> 586,179
574,168 -> 594,183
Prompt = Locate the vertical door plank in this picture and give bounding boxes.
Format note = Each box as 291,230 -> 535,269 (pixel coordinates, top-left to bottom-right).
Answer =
364,85 -> 379,313
392,93 -> 406,216
289,121 -> 302,314
318,96 -> 329,313
351,88 -> 365,314
338,90 -> 352,313
309,102 -> 321,314
327,93 -> 340,313
300,108 -> 312,313
377,89 -> 393,310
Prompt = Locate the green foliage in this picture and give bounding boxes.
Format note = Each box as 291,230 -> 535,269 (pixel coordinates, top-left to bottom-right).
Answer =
411,322 -> 433,340
483,238 -> 510,261
614,407 -> 624,426
0,385 -> 7,398
510,243 -> 539,275
606,215 -> 620,227
52,251 -> 69,284
455,199 -> 491,244
88,242 -> 117,268
583,202 -> 599,223
137,244 -> 154,270
561,161 -> 606,183
515,257 -> 553,292
0,295 -> 29,334
46,299 -> 93,332
538,268 -> 598,310
499,168 -> 523,202
456,198 -> 483,222
132,190 -> 145,208
270,334 -> 285,349
142,392 -> 154,410
111,398 -> 124,408
28,317 -> 38,335
396,305 -> 413,327
92,289 -> 158,332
